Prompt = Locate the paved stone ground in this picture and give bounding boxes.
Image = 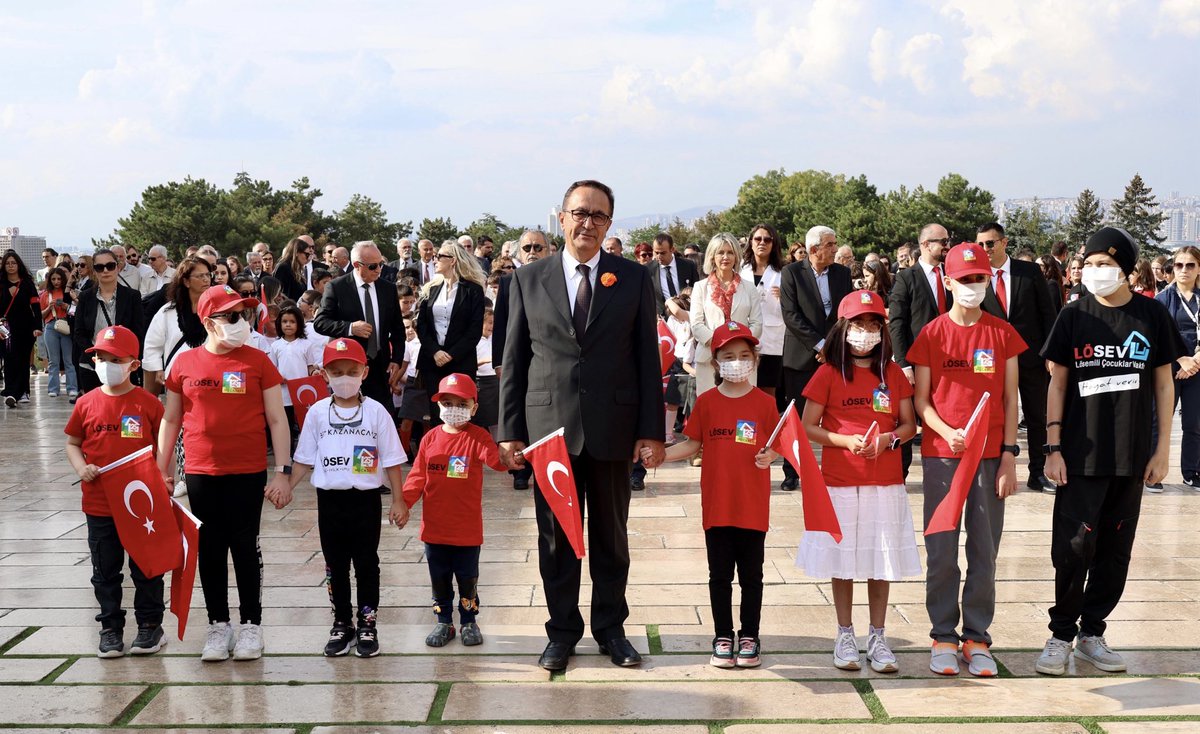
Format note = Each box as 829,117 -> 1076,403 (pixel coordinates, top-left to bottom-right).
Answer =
2,375 -> 1199,732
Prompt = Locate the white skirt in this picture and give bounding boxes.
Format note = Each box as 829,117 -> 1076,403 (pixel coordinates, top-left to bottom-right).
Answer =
795,484 -> 923,581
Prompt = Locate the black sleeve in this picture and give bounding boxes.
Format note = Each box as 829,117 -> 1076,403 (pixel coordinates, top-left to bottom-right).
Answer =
1152,299 -> 1187,366
445,285 -> 484,365
493,277 -> 509,368
888,270 -> 914,367
313,281 -> 350,338
1040,304 -> 1074,366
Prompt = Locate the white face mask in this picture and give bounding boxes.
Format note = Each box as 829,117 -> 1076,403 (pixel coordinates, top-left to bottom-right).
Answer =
214,317 -> 251,349
327,374 -> 362,399
1081,266 -> 1126,297
952,280 -> 988,309
846,328 -> 882,354
718,359 -> 754,383
440,404 -> 472,427
95,360 -> 131,387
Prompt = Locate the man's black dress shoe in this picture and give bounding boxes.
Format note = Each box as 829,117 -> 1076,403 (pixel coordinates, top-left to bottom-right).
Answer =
538,641 -> 575,671
630,477 -> 645,491
598,637 -> 643,667
1027,475 -> 1056,492
513,477 -> 530,490
780,477 -> 798,491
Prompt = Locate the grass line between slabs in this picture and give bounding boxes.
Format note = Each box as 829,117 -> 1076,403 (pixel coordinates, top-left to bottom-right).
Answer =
0,626 -> 38,654
646,624 -> 664,655
425,681 -> 453,723
38,656 -> 79,683
851,678 -> 889,721
1082,720 -> 1108,734
111,683 -> 163,726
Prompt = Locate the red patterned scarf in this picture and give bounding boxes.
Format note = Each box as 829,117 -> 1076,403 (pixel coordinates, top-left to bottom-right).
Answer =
708,272 -> 740,321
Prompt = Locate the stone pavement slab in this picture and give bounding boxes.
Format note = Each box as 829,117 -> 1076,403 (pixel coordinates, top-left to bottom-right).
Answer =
132,682 -> 439,724
1103,724 -> 1200,734
0,656 -> 68,682
1003,649 -> 1200,677
0,683 -> 145,725
564,652 -> 987,680
725,725 -> 1088,734
871,677 -> 1200,717
313,728 -> 708,734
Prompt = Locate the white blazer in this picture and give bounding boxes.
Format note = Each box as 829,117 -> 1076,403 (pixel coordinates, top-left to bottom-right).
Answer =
740,263 -> 784,356
690,275 -> 763,395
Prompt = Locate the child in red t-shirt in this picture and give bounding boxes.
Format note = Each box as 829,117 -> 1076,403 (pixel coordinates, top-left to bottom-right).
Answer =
64,326 -> 166,659
907,243 -> 1026,678
661,321 -> 779,669
796,290 -> 920,674
398,373 -> 506,648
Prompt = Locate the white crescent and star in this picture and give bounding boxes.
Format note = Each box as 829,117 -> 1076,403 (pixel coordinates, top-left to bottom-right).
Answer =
547,461 -> 572,507
791,440 -> 802,472
123,481 -> 156,534
296,384 -> 319,405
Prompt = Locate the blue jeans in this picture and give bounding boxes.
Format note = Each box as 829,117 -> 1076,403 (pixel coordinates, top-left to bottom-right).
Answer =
42,328 -> 77,395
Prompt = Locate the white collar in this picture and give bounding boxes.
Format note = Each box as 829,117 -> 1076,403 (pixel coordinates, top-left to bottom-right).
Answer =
352,270 -> 370,289
993,255 -> 1011,277
562,248 -> 602,278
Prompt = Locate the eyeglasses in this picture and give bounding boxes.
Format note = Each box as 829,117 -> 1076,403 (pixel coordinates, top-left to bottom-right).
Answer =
979,239 -> 1003,250
521,244 -> 545,253
1174,262 -> 1198,271
238,290 -> 256,297
566,209 -> 612,227
356,261 -> 382,271
752,236 -> 773,244
637,253 -> 652,260
209,311 -> 251,323
923,238 -> 950,246
93,261 -> 119,272
436,253 -> 455,261
500,265 -> 515,271
147,256 -> 160,262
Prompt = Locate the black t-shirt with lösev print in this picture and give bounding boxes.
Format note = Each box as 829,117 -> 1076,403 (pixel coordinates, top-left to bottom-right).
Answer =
1040,293 -> 1184,477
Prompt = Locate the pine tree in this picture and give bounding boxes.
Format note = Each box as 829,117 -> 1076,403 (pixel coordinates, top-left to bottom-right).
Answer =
1066,188 -> 1104,248
1110,174 -> 1167,251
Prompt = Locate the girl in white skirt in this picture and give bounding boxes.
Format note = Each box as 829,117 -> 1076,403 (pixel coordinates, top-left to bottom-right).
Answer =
796,290 -> 921,673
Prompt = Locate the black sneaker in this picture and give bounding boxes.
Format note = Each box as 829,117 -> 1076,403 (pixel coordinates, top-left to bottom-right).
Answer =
355,625 -> 380,658
130,624 -> 166,655
780,477 -> 798,491
324,622 -> 356,657
98,628 -> 125,658
4,396 -> 16,409
513,477 -> 530,490
1184,474 -> 1199,489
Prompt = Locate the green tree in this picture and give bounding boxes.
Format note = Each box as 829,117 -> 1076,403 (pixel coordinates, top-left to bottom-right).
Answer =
923,173 -> 998,243
1003,199 -> 1058,254
465,213 -> 525,247
722,169 -> 794,241
417,216 -> 459,245
331,194 -> 411,261
626,224 -> 663,246
690,210 -> 727,245
115,177 -> 229,260
1110,173 -> 1167,252
665,217 -> 693,249
874,185 -> 934,248
1066,188 -> 1104,249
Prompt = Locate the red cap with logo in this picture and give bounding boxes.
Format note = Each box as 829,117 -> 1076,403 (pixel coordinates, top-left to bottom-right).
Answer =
196,284 -> 261,320
944,242 -> 992,279
322,337 -> 368,366
85,325 -> 141,360
432,373 -> 478,403
709,320 -> 759,353
838,289 -> 887,321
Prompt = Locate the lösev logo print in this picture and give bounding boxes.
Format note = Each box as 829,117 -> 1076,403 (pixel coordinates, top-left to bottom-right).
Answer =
352,446 -> 377,474
1072,331 -> 1151,365
735,420 -> 757,444
222,371 -> 245,394
120,415 -> 143,438
447,455 -> 469,479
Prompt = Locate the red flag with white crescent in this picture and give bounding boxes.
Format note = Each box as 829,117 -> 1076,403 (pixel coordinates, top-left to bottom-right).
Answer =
522,428 -> 585,559
95,446 -> 183,577
169,499 -> 201,640
656,319 -> 676,376
287,375 -> 329,431
769,401 -> 843,543
925,392 -> 991,536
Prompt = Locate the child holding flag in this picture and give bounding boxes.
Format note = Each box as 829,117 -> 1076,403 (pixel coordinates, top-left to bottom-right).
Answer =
796,290 -> 920,673
907,242 -> 1025,677
397,373 -> 506,648
65,325 -> 167,658
279,337 -> 408,658
660,321 -> 779,669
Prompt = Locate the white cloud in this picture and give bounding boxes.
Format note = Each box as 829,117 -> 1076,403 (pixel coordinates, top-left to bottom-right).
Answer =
1158,0 -> 1200,36
868,28 -> 893,84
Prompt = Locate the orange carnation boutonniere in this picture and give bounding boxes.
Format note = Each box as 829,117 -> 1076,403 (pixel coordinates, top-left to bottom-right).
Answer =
600,272 -> 617,287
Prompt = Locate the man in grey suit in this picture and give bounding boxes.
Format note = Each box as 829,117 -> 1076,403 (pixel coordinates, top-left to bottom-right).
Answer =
500,180 -> 665,672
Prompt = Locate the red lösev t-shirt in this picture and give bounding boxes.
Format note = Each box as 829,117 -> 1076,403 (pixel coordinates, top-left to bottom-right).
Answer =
401,424 -> 506,546
64,387 -> 164,516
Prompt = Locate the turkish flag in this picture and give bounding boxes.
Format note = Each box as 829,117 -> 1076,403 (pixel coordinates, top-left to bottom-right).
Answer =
925,392 -> 992,536
769,401 -> 843,543
656,319 -> 676,376
522,428 -> 585,559
95,446 -> 183,578
287,375 -> 329,430
169,499 -> 202,640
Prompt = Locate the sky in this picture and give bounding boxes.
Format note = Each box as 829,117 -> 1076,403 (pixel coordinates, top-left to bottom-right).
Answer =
2,0 -> 1198,247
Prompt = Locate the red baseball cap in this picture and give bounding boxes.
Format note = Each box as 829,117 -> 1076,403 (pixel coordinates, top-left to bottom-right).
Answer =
197,284 -> 260,320
322,337 -> 368,366
838,289 -> 887,321
709,320 -> 759,353
944,243 -> 992,279
86,325 -> 140,360
432,373 -> 477,403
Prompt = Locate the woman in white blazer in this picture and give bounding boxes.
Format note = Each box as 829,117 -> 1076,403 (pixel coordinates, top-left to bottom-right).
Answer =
740,223 -> 786,398
691,232 -> 763,395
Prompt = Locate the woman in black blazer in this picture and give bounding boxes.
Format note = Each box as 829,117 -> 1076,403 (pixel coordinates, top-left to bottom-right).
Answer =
1,251 -> 43,406
72,249 -> 147,395
272,237 -> 314,302
416,240 -> 486,424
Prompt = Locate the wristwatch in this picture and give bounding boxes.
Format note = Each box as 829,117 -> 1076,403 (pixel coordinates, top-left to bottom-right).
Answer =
276,464 -> 293,476
1001,444 -> 1020,457
888,435 -> 901,451
1042,443 -> 1062,455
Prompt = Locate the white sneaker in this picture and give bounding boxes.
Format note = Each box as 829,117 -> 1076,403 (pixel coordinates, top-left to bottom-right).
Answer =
1075,634 -> 1126,672
866,631 -> 898,673
201,622 -> 235,662
833,629 -> 861,670
171,482 -> 188,498
233,623 -> 264,660
1035,636 -> 1073,676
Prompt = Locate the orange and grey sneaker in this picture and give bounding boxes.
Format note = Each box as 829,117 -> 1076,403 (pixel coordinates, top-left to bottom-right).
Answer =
962,640 -> 998,677
929,641 -> 960,675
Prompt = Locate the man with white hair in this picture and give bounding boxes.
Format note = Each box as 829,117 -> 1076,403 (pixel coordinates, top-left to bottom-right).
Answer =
457,235 -> 474,254
836,244 -> 855,269
332,246 -> 351,276
110,245 -> 142,292
139,245 -> 175,296
390,238 -> 416,272
414,239 -> 437,284
243,251 -> 266,283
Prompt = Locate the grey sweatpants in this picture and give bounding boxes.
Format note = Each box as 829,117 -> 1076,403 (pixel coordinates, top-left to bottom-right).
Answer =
923,456 -> 1005,645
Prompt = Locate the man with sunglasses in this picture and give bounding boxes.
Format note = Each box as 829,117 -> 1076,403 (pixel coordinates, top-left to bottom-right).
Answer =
646,233 -> 699,317
139,245 -> 175,297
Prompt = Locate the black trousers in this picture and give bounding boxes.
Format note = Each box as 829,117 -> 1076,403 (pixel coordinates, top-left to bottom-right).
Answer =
1,335 -> 34,399
186,471 -> 266,625
86,514 -> 165,631
1018,357 -> 1049,477
317,488 -> 382,625
780,367 -> 816,484
363,352 -> 395,419
1048,474 -> 1142,642
426,543 -> 481,624
705,526 -> 766,640
535,448 -> 631,644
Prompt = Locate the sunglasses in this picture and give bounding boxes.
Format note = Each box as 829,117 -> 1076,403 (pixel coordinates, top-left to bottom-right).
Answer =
979,239 -> 1003,250
436,253 -> 455,261
238,290 -> 256,297
521,244 -> 545,253
1174,262 -> 1198,271
93,261 -> 119,272
500,265 -> 515,271
209,310 -> 251,324
752,236 -> 773,244
357,261 -> 382,271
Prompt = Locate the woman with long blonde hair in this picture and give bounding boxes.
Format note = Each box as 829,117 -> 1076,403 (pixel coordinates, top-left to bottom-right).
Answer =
415,240 -> 486,424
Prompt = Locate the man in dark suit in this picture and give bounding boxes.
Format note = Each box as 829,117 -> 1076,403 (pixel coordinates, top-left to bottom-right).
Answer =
411,238 -> 438,285
977,222 -> 1058,492
314,241 -> 406,416
778,225 -> 853,490
499,180 -> 665,672
389,238 -> 416,272
646,233 -> 700,316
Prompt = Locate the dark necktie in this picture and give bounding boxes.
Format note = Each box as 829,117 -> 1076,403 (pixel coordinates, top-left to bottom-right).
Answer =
362,283 -> 379,359
573,264 -> 592,341
665,264 -> 677,297
935,266 -> 946,314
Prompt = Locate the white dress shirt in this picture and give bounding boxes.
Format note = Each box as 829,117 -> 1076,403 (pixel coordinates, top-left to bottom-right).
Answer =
432,279 -> 457,344
920,259 -> 943,302
658,256 -> 681,300
562,248 -> 601,317
993,255 -> 1012,317
740,263 -> 784,355
350,271 -> 381,338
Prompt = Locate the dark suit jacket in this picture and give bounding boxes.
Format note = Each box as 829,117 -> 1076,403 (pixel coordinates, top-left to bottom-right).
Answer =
889,263 -> 953,368
645,256 -> 700,315
492,273 -> 513,369
415,279 -> 485,378
779,260 -> 852,372
73,284 -> 146,363
981,258 -> 1057,366
313,273 -> 405,366
499,252 -> 664,460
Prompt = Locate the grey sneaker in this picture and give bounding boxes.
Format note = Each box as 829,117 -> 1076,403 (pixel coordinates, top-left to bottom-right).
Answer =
930,642 -> 960,675
866,632 -> 898,673
201,622 -> 234,662
130,624 -> 166,655
1075,634 -> 1126,672
833,630 -> 861,670
460,622 -> 483,647
1035,637 -> 1073,676
98,628 -> 125,658
233,623 -> 264,660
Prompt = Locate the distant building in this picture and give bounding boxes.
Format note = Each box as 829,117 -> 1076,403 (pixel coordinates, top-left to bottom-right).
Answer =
0,228 -> 48,266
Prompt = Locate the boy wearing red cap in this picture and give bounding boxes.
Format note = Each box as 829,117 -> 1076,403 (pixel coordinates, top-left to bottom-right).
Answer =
65,326 -> 167,658
398,373 -> 506,648
281,337 -> 408,658
661,321 -> 780,669
907,242 -> 1026,677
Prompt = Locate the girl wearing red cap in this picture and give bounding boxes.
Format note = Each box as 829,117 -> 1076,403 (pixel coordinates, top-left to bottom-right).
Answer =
907,242 -> 1025,678
796,290 -> 919,673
